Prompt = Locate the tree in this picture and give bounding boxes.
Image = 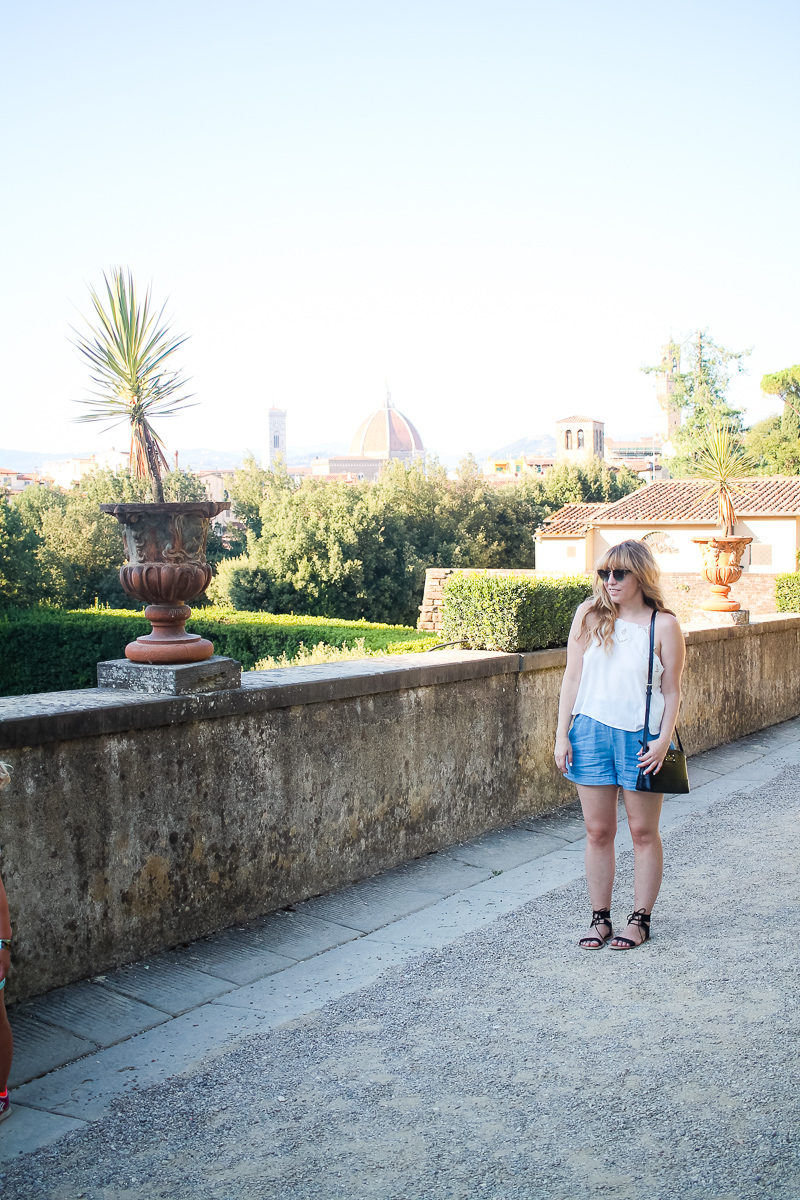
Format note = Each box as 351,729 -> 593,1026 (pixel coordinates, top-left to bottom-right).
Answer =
743,415 -> 800,475
761,365 -> 800,440
72,268 -> 195,503
228,455 -> 296,541
0,495 -> 41,607
12,485 -> 67,534
36,494 -> 130,608
649,331 -> 750,475
211,457 -> 642,626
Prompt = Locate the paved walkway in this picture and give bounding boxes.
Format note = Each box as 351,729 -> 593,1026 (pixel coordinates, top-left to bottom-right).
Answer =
1,719 -> 799,1197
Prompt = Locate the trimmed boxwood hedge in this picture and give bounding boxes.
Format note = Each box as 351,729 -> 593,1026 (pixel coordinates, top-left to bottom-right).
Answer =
441,573 -> 593,652
775,573 -> 800,612
0,606 -> 436,696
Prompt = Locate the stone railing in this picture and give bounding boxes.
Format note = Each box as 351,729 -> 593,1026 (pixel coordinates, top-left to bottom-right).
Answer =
2,614 -> 799,1001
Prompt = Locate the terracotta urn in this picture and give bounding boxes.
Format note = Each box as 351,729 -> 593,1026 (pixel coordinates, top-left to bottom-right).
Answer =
101,501 -> 230,664
692,536 -> 753,612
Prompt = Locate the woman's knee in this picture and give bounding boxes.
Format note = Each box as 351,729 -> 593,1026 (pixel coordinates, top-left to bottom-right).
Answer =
628,822 -> 662,851
584,821 -> 616,849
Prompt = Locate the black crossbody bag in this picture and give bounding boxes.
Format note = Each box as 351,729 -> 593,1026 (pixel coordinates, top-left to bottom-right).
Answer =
635,610 -> 690,794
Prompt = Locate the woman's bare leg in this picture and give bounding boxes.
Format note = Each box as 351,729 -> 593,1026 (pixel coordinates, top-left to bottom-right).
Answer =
612,788 -> 664,945
577,784 -> 620,942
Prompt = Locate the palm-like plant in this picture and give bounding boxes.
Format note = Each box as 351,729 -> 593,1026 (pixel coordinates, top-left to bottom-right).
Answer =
73,268 -> 195,503
694,417 -> 753,537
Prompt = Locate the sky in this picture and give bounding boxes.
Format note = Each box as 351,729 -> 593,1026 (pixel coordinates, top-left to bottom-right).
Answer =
2,1 -> 799,467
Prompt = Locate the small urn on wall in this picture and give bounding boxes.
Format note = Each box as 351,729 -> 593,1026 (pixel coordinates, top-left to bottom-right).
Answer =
692,535 -> 752,612
101,501 -> 230,663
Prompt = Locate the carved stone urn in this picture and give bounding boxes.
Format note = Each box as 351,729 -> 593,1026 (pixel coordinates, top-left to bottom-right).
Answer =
101,501 -> 230,664
692,536 -> 753,612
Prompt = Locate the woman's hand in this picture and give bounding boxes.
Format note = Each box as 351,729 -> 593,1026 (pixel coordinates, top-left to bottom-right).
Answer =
637,735 -> 671,776
554,733 -> 572,775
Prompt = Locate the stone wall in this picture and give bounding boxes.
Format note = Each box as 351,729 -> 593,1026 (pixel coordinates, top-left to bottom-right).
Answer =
2,616 -> 800,1001
418,567 -> 782,634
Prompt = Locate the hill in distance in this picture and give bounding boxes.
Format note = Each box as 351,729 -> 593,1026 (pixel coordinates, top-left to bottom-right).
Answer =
489,435 -> 556,459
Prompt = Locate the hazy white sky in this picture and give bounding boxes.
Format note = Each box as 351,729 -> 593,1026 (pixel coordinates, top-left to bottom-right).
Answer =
2,1 -> 798,464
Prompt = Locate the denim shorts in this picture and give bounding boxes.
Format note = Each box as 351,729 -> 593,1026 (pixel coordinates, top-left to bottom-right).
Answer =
565,713 -> 657,791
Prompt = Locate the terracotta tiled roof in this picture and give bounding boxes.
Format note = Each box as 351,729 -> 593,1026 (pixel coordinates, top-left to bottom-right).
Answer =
556,414 -> 600,424
598,477 -> 800,524
540,502 -> 612,536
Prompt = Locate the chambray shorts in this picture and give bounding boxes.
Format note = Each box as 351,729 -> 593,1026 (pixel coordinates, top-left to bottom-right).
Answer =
565,713 -> 657,791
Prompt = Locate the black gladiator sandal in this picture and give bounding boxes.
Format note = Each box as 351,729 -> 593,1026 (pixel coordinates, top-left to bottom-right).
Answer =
578,908 -> 613,950
608,908 -> 651,951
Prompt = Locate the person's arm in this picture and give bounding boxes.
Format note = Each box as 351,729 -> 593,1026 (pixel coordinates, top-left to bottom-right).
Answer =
638,613 -> 686,776
554,602 -> 591,774
0,875 -> 10,985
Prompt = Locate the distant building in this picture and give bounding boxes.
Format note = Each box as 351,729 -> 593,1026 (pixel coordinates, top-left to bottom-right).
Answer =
311,393 -> 425,482
0,470 -> 51,494
605,436 -> 664,481
556,415 -> 605,463
266,408 -> 287,468
42,450 -> 129,490
482,454 -> 555,479
654,340 -> 682,446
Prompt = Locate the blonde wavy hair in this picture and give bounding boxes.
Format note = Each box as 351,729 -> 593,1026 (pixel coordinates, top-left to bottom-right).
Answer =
579,540 -> 674,650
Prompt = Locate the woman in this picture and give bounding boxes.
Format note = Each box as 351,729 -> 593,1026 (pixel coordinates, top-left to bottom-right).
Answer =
554,541 -> 685,951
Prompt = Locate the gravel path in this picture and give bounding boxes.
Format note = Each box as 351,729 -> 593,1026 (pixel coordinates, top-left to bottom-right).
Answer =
2,769 -> 798,1200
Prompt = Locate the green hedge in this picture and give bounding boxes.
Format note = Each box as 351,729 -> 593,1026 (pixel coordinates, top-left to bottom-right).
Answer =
776,573 -> 800,612
440,573 -> 593,652
0,606 -> 436,696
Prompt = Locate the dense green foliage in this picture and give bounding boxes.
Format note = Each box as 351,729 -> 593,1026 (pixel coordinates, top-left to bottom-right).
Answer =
761,365 -> 800,440
441,573 -> 593,652
0,497 -> 41,606
775,573 -> 800,612
743,415 -> 800,475
216,456 -> 639,625
0,606 -> 436,696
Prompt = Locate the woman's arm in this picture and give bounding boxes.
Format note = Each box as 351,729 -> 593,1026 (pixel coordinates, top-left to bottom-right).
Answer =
638,612 -> 686,776
554,602 -> 591,774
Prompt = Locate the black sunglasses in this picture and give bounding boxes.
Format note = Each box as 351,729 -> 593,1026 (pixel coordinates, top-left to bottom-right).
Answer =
597,568 -> 631,583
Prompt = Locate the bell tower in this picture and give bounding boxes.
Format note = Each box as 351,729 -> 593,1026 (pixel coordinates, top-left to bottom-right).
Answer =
655,341 -> 682,444
266,407 -> 287,468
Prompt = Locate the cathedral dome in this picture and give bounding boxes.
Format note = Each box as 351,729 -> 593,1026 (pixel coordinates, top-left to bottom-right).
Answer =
349,394 -> 424,460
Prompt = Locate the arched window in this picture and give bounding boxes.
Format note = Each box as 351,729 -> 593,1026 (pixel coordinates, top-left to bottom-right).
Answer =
577,429 -> 584,449
565,430 -> 572,450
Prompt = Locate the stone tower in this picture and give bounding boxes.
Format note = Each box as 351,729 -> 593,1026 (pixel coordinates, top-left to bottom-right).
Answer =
655,342 -> 682,444
266,407 -> 287,468
555,415 -> 605,462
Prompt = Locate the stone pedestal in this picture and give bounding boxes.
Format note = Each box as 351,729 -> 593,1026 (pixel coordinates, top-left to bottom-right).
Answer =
97,656 -> 242,695
690,609 -> 750,628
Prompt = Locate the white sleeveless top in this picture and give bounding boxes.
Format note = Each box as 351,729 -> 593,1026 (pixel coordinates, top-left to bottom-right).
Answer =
572,617 -> 664,735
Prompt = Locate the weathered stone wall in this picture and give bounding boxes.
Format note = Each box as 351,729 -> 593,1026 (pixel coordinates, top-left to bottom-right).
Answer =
1,617 -> 799,1001
418,567 -> 782,633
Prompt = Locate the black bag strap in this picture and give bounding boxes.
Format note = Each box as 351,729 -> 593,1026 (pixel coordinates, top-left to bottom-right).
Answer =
640,610 -> 656,752
640,608 -> 683,753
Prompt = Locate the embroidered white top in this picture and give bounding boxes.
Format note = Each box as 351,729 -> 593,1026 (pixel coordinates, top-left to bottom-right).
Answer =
572,617 -> 664,736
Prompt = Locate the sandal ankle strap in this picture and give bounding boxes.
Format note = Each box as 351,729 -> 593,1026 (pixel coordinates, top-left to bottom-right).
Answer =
626,908 -> 651,930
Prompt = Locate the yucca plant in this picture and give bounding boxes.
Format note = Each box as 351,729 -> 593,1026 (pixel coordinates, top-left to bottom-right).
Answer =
72,268 -> 195,503
694,418 -> 753,536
